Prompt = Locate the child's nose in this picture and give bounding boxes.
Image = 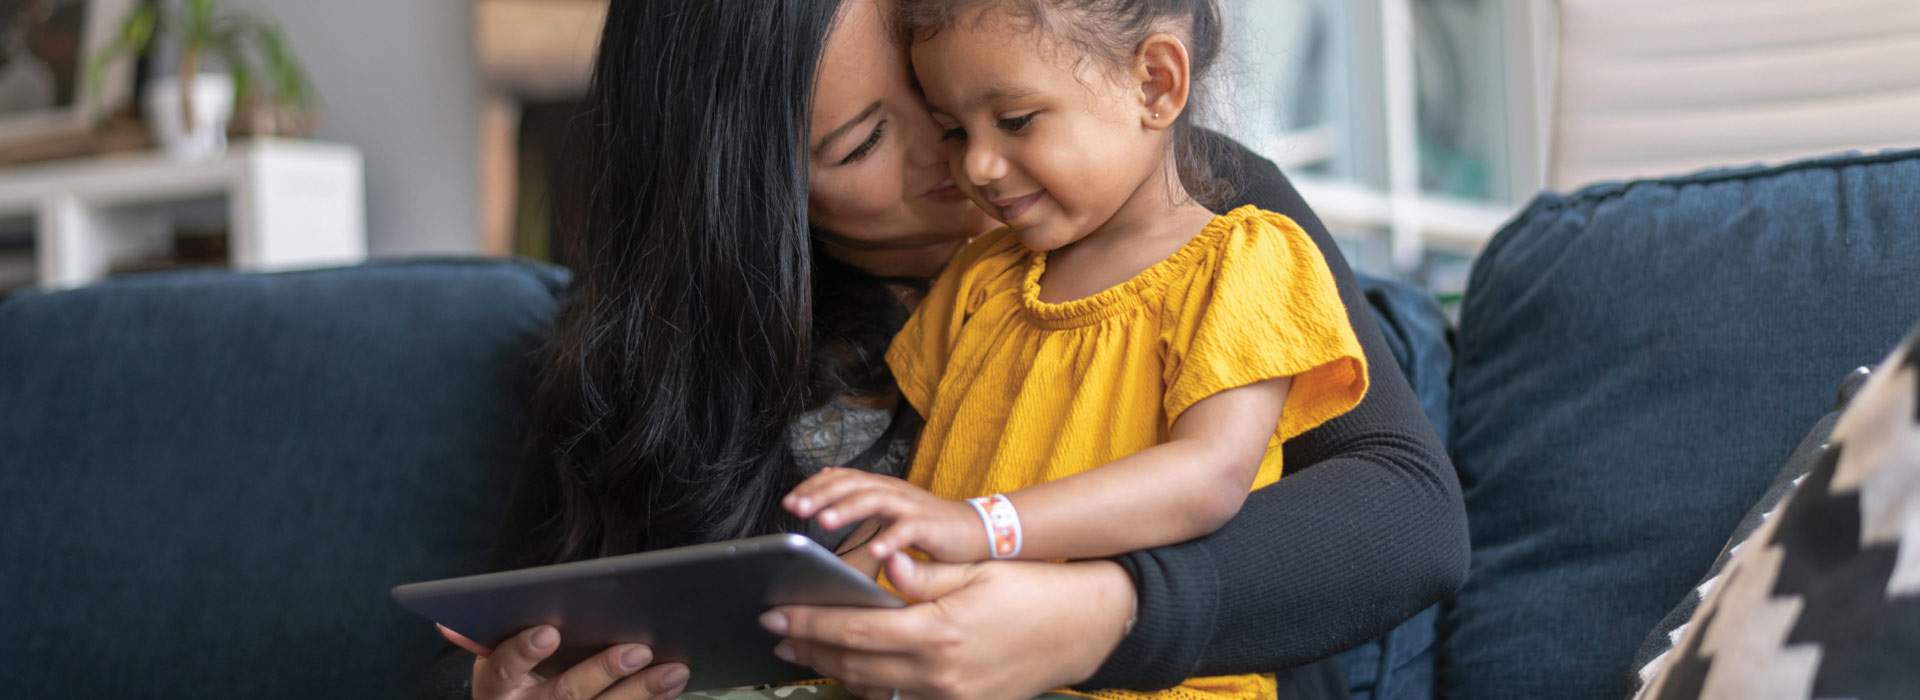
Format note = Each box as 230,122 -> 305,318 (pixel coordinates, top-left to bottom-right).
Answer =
963,142 -> 1007,187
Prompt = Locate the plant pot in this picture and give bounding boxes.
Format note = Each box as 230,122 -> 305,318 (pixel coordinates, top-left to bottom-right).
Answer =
144,73 -> 235,161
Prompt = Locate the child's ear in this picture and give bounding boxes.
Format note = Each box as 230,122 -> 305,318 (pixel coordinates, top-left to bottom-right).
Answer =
1132,32 -> 1192,131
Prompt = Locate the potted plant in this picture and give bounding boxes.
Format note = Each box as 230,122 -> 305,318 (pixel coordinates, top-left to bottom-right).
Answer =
87,0 -> 316,160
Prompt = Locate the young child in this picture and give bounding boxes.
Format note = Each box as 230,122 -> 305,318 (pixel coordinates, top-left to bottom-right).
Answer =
787,1 -> 1368,697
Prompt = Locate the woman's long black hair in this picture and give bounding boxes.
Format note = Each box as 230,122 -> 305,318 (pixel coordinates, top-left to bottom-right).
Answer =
528,0 -> 914,564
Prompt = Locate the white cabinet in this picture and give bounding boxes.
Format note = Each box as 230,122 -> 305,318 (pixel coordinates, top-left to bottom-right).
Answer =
0,139 -> 368,290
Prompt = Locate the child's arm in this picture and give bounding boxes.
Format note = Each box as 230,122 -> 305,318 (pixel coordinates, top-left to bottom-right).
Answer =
785,376 -> 1291,562
984,375 -> 1291,559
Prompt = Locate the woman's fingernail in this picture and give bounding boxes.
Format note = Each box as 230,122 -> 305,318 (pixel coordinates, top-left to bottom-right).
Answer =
893,552 -> 915,576
773,642 -> 796,663
796,497 -> 811,512
759,611 -> 788,634
621,645 -> 652,671
661,665 -> 690,689
530,626 -> 559,651
820,510 -> 837,526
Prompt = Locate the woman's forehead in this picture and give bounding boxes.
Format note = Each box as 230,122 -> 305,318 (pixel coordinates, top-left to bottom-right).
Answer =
815,0 -> 904,133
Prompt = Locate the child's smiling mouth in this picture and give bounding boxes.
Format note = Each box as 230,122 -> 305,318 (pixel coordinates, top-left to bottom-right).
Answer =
992,191 -> 1045,222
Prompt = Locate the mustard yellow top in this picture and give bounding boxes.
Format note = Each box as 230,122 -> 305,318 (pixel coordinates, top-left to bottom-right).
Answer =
885,206 -> 1369,700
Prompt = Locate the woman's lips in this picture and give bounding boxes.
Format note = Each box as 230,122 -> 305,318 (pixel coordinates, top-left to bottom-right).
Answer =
994,192 -> 1044,222
924,181 -> 969,203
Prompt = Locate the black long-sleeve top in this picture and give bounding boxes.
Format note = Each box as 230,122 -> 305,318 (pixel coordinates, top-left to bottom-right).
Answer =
420,138 -> 1469,699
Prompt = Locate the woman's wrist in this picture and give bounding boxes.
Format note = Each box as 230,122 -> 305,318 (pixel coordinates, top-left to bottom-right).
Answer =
1058,559 -> 1140,685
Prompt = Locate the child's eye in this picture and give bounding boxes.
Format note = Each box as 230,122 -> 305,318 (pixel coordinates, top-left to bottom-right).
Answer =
940,126 -> 967,143
997,113 -> 1035,132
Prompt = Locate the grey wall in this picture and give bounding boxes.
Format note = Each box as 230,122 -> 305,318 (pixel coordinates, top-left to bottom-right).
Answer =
248,0 -> 484,256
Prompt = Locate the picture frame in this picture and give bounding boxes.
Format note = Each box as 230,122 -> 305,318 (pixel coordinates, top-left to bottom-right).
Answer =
0,0 -> 137,147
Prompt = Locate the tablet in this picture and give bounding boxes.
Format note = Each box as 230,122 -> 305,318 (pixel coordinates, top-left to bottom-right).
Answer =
392,533 -> 904,690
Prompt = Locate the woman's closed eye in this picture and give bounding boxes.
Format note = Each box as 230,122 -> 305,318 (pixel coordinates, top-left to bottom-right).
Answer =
839,120 -> 888,165
997,113 -> 1035,132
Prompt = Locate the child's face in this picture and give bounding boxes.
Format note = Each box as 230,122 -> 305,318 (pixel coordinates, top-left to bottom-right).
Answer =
912,12 -> 1172,252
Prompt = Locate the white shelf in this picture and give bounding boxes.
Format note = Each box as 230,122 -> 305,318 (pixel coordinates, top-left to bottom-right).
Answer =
0,138 -> 368,289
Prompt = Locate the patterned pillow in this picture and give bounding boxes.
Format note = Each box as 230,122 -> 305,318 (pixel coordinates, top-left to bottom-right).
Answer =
1634,326 -> 1920,698
1625,367 -> 1872,692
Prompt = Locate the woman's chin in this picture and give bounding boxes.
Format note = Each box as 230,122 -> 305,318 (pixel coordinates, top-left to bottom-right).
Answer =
948,206 -> 1001,236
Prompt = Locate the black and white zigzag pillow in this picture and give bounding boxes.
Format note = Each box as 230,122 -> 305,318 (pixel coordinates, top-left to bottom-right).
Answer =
1636,327 -> 1920,699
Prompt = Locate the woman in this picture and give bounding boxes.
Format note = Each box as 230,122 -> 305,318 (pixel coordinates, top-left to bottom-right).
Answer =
428,2 -> 1467,699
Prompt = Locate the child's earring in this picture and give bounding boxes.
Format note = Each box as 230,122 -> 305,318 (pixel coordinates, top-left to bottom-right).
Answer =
1153,112 -> 1161,119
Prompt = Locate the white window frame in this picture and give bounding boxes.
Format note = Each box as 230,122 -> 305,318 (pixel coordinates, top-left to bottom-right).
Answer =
1241,0 -> 1558,273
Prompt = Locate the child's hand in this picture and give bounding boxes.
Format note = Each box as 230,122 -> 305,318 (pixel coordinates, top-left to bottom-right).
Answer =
784,468 -> 988,562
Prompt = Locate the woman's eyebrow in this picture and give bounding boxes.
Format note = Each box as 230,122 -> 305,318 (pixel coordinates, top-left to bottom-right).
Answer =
813,102 -> 883,158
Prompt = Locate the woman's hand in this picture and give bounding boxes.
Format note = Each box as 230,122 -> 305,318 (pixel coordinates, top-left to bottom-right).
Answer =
439,624 -> 692,700
785,468 -> 986,561
759,553 -> 1137,700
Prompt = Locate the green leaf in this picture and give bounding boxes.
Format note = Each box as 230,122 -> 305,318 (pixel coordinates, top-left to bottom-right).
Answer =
84,45 -> 122,110
215,41 -> 255,109
255,24 -> 314,108
189,0 -> 216,29
84,4 -> 157,112
121,4 -> 157,48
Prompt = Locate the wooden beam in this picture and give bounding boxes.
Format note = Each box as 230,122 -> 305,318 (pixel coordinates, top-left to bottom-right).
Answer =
477,94 -> 522,257
476,0 -> 608,101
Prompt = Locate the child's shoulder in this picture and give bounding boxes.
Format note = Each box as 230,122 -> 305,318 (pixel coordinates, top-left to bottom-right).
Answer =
1205,205 -> 1308,247
1197,205 -> 1321,270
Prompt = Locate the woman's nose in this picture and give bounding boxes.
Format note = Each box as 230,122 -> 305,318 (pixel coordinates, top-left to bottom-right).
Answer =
963,141 -> 1007,187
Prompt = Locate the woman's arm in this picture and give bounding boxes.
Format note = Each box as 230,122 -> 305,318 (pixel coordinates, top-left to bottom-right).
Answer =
1081,133 -> 1470,686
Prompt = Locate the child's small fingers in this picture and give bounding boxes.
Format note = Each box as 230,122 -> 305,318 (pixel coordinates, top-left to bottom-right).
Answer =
786,468 -> 858,516
783,475 -> 823,512
869,521 -> 919,560
801,475 -> 893,522
819,490 -> 909,530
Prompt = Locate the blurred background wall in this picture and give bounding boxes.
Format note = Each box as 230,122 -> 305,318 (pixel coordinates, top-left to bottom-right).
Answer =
251,0 -> 483,257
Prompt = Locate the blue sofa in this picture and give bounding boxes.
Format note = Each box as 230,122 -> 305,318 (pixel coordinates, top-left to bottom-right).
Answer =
2,149 -> 1916,699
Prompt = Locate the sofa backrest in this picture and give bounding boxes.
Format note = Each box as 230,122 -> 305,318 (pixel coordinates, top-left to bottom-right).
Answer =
1440,149 -> 1920,699
0,260 -> 566,698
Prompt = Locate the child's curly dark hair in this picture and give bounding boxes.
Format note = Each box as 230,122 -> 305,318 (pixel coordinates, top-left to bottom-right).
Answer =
894,0 -> 1236,208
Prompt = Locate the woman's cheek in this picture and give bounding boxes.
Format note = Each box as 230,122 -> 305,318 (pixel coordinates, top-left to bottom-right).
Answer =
811,178 -> 901,237
822,179 -> 888,218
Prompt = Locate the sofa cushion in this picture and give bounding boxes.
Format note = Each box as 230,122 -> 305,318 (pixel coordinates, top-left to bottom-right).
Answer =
1440,149 -> 1920,699
0,260 -> 566,698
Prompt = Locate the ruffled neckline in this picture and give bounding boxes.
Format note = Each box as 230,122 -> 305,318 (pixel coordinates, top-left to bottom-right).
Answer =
1019,205 -> 1260,329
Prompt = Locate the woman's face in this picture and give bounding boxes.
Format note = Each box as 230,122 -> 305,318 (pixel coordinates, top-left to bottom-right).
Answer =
808,0 -> 998,278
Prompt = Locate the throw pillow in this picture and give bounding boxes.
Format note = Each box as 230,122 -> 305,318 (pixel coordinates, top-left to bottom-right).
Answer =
1635,326 -> 1920,698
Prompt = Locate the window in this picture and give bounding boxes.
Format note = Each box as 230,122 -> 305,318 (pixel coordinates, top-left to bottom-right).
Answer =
1211,0 -> 1552,295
